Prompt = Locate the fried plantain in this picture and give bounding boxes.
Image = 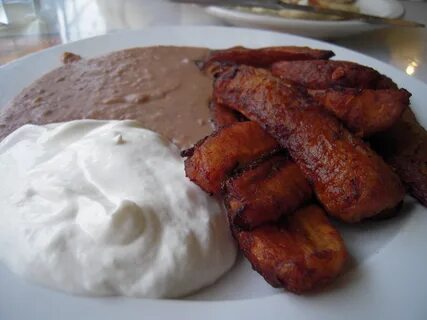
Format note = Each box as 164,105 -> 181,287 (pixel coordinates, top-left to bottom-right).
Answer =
272,60 -> 397,90
371,108 -> 427,206
209,100 -> 246,130
225,155 -> 312,229
182,121 -> 279,195
201,46 -> 334,71
234,205 -> 348,294
310,88 -> 410,137
214,65 -> 405,222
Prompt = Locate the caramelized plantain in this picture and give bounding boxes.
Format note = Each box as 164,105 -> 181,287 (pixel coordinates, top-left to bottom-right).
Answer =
310,88 -> 410,137
209,100 -> 246,130
201,46 -> 334,71
182,121 -> 279,195
235,205 -> 348,294
214,65 -> 405,222
371,108 -> 427,206
225,155 -> 312,229
272,60 -> 397,90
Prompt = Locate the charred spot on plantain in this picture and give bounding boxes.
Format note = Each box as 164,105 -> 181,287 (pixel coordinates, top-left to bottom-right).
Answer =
180,135 -> 210,158
348,178 -> 362,203
180,147 -> 194,157
313,250 -> 334,260
233,204 -> 251,229
331,125 -> 346,141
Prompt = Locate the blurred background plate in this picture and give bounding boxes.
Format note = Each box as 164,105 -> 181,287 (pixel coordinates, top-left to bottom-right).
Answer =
205,0 -> 405,38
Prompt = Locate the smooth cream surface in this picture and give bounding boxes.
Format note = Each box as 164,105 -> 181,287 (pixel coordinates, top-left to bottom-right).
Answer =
0,120 -> 236,298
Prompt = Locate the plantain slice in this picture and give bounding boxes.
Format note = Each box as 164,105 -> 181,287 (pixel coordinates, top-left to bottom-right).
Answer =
209,100 -> 246,130
272,60 -> 397,90
214,65 -> 404,222
201,46 -> 334,71
235,205 -> 348,294
225,155 -> 312,229
371,108 -> 427,207
182,121 -> 279,195
310,88 -> 410,137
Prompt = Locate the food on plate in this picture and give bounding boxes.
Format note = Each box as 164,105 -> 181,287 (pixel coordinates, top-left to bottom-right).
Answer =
272,60 -> 397,89
0,43 -> 422,298
61,51 -> 82,64
204,54 -> 409,138
185,46 -> 415,294
182,121 -> 279,195
213,65 -> 405,222
210,85 -> 410,139
0,120 -> 237,298
309,0 -> 359,13
225,154 -> 312,229
201,46 -> 334,71
371,109 -> 427,206
234,205 -> 347,293
0,46 -> 213,148
310,88 -> 410,137
209,100 -> 245,129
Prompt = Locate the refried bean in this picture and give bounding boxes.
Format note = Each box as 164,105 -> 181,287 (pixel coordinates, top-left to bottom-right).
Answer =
0,46 -> 213,149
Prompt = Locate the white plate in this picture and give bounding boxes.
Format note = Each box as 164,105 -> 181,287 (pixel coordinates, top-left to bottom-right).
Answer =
1,26 -> 427,320
206,0 -> 405,39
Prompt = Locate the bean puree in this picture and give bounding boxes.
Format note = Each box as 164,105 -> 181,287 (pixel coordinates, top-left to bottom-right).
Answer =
0,46 -> 213,148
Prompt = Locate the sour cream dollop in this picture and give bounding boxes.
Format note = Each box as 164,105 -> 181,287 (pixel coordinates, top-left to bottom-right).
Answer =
0,120 -> 236,298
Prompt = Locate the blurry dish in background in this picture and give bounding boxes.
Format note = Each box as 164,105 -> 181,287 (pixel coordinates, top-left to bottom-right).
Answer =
307,0 -> 359,14
206,0 -> 405,38
239,0 -> 360,21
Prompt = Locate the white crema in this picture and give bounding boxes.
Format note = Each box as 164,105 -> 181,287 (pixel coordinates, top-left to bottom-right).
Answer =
0,120 -> 236,298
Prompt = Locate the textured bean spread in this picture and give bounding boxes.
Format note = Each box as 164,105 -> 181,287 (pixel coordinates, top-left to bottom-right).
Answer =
0,46 -> 213,148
